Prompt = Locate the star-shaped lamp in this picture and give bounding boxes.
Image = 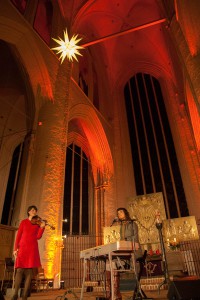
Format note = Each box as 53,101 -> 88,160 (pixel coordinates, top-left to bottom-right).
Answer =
52,19 -> 166,63
51,29 -> 84,63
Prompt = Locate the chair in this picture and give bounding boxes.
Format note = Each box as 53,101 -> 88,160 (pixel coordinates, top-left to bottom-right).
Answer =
1,258 -> 14,292
35,268 -> 48,292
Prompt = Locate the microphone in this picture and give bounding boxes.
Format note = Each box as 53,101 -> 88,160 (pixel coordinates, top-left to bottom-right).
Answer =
110,217 -> 119,227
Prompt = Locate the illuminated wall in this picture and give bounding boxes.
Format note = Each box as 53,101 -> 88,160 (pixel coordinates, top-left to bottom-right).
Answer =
1,0 -> 200,287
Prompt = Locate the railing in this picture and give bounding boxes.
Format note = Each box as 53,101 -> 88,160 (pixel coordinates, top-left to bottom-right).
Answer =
180,240 -> 200,276
61,235 -> 200,289
61,234 -> 102,288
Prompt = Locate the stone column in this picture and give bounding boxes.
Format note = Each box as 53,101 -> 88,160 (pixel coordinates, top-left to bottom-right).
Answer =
27,61 -> 72,287
170,16 -> 200,112
168,17 -> 200,218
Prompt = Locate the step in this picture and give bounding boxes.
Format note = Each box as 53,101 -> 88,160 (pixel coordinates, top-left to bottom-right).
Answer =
84,281 -> 99,286
141,283 -> 168,291
140,276 -> 168,291
141,276 -> 165,285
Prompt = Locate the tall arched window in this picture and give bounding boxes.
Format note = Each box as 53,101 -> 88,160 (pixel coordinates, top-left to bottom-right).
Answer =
1,143 -> 23,225
124,73 -> 188,219
63,143 -> 90,235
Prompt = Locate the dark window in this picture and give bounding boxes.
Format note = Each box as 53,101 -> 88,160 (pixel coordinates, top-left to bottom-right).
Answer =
124,73 -> 188,218
63,144 -> 89,235
1,144 -> 22,225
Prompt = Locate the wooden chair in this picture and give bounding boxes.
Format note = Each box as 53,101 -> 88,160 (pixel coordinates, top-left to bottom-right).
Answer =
1,258 -> 14,293
32,268 -> 48,292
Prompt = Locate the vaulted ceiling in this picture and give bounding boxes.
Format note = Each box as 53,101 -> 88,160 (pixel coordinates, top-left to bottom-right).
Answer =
57,0 -> 182,91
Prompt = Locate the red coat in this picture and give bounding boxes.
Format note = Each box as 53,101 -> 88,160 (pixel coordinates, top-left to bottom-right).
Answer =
14,218 -> 45,268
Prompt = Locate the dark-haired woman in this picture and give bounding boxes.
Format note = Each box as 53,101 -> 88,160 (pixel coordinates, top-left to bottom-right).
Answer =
117,207 -> 142,258
11,205 -> 45,300
106,208 -> 142,300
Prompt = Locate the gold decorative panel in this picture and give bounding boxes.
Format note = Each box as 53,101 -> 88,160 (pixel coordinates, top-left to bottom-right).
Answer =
103,225 -> 120,244
163,216 -> 199,243
127,193 -> 166,246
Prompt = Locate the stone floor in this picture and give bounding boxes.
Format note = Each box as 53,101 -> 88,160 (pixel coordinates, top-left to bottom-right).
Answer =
4,288 -> 168,300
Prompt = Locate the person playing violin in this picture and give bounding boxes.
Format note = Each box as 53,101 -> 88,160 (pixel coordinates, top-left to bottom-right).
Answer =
11,205 -> 45,300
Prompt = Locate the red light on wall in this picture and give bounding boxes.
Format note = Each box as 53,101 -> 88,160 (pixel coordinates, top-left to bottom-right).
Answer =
38,121 -> 43,126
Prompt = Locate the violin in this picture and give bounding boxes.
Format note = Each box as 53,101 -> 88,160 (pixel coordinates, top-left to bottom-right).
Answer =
31,215 -> 55,230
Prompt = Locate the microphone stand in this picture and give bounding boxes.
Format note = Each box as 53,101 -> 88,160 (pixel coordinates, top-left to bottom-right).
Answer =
126,220 -> 148,300
110,218 -> 119,227
155,221 -> 170,293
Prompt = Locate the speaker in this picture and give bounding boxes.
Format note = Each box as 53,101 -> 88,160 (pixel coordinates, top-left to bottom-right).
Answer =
168,280 -> 200,300
119,278 -> 137,291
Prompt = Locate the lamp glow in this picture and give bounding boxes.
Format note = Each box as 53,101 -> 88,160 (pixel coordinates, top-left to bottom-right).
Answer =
51,29 -> 84,63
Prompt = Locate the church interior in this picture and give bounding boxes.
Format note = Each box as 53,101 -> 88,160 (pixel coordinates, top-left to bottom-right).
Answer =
0,0 -> 200,299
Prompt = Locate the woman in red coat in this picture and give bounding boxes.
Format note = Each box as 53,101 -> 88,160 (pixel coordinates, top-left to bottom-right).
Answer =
11,205 -> 45,300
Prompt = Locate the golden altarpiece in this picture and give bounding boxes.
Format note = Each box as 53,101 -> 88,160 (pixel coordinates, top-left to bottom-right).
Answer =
104,193 -> 166,251
104,193 -> 198,246
103,193 -> 199,276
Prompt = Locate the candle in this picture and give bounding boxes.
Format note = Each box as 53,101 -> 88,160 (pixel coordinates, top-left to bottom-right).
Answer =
155,210 -> 161,223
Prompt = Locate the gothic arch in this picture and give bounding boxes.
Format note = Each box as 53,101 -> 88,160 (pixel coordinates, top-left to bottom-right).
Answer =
68,104 -> 114,184
0,15 -> 53,107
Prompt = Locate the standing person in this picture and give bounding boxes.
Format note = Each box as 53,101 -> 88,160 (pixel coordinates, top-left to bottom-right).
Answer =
11,205 -> 45,300
106,208 -> 142,300
117,207 -> 142,259
116,208 -> 143,299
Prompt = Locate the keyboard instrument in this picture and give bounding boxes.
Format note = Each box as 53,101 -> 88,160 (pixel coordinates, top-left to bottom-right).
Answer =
80,241 -> 139,300
80,240 -> 138,259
